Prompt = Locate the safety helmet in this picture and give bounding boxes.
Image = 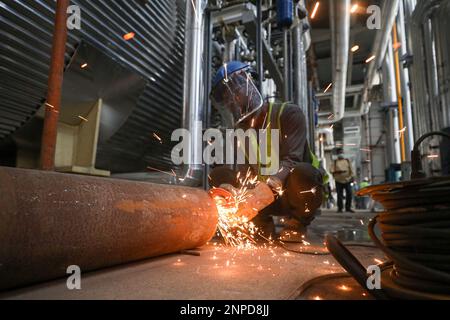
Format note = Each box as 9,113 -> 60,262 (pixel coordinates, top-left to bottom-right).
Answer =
210,61 -> 263,126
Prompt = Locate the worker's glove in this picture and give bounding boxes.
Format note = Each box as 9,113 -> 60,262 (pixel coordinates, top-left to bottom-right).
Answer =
266,176 -> 283,195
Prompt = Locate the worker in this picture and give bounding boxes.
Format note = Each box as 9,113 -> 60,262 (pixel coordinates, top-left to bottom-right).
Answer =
357,177 -> 371,210
330,148 -> 355,213
208,61 -> 324,240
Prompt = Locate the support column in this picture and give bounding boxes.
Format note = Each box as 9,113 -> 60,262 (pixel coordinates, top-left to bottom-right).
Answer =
40,0 -> 70,170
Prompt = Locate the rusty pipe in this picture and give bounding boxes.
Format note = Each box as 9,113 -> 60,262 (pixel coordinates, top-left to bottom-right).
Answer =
40,0 -> 70,170
0,167 -> 218,291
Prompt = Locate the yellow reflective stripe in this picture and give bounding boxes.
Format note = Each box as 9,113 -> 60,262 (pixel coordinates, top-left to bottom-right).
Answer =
278,103 -> 287,131
310,148 -> 320,169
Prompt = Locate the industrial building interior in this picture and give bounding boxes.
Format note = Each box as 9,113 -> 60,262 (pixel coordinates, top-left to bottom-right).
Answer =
0,0 -> 449,301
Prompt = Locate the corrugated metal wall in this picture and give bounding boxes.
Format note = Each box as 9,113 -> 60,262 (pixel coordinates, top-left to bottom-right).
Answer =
0,0 -> 186,172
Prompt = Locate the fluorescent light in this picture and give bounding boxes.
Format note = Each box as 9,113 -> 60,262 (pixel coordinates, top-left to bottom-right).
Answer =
311,2 -> 320,19
351,45 -> 360,53
324,82 -> 333,93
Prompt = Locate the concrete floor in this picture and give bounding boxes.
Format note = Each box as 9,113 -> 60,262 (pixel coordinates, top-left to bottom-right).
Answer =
1,209 -> 386,300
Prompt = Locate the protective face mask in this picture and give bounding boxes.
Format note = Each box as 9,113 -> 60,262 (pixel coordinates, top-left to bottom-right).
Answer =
210,70 -> 263,128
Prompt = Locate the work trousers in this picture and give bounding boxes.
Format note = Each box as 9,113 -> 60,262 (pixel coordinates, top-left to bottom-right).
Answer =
336,181 -> 353,211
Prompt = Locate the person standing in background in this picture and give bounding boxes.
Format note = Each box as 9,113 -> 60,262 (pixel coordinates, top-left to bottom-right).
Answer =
358,177 -> 371,210
330,149 -> 355,213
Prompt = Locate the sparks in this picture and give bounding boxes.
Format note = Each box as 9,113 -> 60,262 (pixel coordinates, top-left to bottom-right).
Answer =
81,63 -> 88,69
300,186 -> 318,195
146,166 -> 176,177
374,258 -> 383,265
350,4 -> 358,14
311,2 -> 320,19
351,45 -> 360,53
153,132 -> 163,143
338,285 -> 351,291
212,172 -> 265,248
123,32 -> 135,41
324,82 -> 333,93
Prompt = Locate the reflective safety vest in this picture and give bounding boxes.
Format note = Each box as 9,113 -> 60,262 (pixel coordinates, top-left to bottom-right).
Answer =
240,101 -> 328,184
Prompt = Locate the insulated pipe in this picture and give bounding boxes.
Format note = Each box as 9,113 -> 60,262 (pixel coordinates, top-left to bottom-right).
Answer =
179,0 -> 207,187
397,0 -> 415,156
321,0 -> 351,124
283,29 -> 291,101
256,0 -> 264,94
293,18 -> 309,138
0,167 -> 218,291
361,0 -> 400,115
40,0 -> 70,170
392,23 -> 407,162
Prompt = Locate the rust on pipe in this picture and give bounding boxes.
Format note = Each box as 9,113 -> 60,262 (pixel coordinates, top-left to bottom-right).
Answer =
40,0 -> 70,170
0,167 -> 218,291
237,182 -> 275,221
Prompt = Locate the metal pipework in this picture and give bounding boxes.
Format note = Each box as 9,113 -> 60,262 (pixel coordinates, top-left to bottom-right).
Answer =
40,0 -> 70,170
360,0 -> 400,115
179,0 -> 208,187
0,167 -> 218,291
293,10 -> 309,138
321,0 -> 351,124
256,0 -> 264,94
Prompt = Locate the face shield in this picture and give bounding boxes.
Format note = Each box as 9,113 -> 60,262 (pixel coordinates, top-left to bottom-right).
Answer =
210,69 -> 263,127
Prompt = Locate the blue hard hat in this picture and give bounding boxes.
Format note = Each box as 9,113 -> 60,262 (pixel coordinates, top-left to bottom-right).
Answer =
212,61 -> 250,88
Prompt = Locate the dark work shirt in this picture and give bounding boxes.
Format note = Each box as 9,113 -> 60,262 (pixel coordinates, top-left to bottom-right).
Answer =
240,102 -> 312,185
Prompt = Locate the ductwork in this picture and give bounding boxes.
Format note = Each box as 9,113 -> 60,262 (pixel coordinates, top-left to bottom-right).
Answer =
178,0 -> 208,187
321,0 -> 351,125
360,0 -> 401,115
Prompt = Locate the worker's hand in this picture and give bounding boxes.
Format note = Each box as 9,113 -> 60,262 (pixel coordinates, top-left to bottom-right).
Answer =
266,176 -> 283,195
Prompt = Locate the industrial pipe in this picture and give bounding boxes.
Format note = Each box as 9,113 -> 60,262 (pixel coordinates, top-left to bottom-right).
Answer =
0,167 -> 218,291
256,0 -> 263,94
321,0 -> 351,124
360,0 -> 400,115
179,0 -> 208,187
396,0 -> 415,156
293,10 -> 309,125
392,23 -> 407,162
40,0 -> 70,170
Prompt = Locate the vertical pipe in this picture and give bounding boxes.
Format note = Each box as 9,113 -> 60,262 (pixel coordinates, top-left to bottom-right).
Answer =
308,82 -> 316,152
203,8 -> 213,190
392,23 -> 407,162
397,0 -> 415,156
256,0 -> 264,95
384,42 -> 402,165
40,0 -> 70,170
283,29 -> 290,101
364,114 -> 373,181
180,0 -> 207,186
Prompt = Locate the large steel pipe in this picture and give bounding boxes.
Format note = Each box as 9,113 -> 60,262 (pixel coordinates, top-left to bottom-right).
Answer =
0,167 -> 218,291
